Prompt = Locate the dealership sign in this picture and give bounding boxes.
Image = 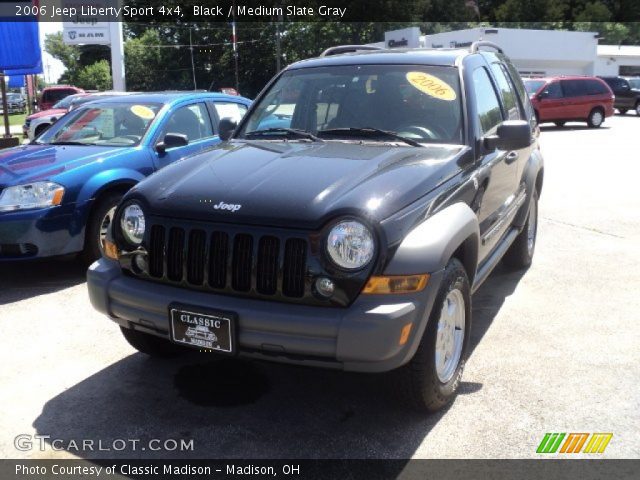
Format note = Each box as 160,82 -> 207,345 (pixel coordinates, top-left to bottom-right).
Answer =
62,0 -> 118,45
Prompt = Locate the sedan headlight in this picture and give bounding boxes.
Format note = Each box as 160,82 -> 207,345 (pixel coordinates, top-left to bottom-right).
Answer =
120,203 -> 146,246
326,220 -> 375,270
0,182 -> 65,211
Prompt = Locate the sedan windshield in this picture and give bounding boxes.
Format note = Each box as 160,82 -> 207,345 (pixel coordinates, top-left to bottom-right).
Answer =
238,64 -> 464,144
524,79 -> 546,95
628,78 -> 640,89
37,102 -> 161,146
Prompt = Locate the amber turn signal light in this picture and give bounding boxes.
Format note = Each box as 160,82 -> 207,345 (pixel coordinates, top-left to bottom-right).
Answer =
362,274 -> 429,294
51,188 -> 65,206
103,239 -> 119,260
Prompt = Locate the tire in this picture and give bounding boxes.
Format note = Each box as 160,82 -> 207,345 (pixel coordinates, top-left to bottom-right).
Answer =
34,124 -> 49,137
120,327 -> 186,357
618,108 -> 627,115
394,258 -> 471,412
587,108 -> 604,128
503,189 -> 539,269
635,102 -> 640,116
81,191 -> 123,264
554,121 -> 565,127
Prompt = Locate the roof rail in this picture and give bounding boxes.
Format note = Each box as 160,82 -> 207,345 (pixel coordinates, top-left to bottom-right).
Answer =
470,41 -> 503,54
320,45 -> 383,57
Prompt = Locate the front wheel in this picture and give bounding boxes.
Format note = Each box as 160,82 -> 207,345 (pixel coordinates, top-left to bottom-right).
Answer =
635,102 -> 640,116
618,108 -> 628,115
503,189 -> 539,269
587,108 -> 604,128
554,121 -> 565,127
394,259 -> 471,412
81,192 -> 123,264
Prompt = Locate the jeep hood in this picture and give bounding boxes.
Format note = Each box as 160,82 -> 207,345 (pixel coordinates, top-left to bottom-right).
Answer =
137,140 -> 470,229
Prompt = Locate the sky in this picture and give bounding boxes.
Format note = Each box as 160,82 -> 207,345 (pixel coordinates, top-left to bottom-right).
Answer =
39,22 -> 65,83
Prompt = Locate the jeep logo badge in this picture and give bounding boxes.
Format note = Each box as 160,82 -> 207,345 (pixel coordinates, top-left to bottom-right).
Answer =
213,201 -> 242,212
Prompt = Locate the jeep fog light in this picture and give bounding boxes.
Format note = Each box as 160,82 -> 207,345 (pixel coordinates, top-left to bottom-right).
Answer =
362,274 -> 429,294
315,277 -> 335,298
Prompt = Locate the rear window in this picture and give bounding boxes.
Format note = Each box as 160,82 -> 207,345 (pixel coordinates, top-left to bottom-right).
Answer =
43,89 -> 76,104
523,80 -> 546,95
585,80 -> 609,95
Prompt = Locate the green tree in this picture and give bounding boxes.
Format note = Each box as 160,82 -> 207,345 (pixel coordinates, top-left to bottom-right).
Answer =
75,60 -> 112,90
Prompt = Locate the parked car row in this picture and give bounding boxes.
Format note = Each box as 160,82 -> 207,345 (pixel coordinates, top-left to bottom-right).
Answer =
523,74 -> 640,128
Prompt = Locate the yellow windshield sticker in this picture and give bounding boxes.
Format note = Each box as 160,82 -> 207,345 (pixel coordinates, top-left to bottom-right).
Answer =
130,105 -> 155,119
406,72 -> 457,101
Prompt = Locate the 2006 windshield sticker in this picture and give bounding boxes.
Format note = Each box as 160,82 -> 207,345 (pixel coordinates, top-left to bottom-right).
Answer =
406,72 -> 457,101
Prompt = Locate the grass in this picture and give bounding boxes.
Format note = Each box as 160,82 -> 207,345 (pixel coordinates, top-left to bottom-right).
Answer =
8,113 -> 26,127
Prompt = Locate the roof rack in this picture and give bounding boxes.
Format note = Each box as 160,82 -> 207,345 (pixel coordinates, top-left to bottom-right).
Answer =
470,41 -> 503,54
320,45 -> 383,57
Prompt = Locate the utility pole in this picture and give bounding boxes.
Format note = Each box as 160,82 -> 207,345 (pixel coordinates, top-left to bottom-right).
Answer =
275,14 -> 282,72
1,74 -> 11,138
189,26 -> 197,90
232,0 -> 239,93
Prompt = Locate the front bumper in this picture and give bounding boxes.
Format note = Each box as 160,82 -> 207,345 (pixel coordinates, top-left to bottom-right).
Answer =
0,204 -> 81,259
88,258 -> 444,372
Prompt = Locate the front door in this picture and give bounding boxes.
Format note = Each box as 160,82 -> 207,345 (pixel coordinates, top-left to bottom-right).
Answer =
153,102 -> 220,170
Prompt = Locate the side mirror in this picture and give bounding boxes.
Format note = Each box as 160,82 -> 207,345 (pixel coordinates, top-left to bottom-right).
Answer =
156,133 -> 188,154
218,117 -> 237,141
537,90 -> 548,100
484,120 -> 532,152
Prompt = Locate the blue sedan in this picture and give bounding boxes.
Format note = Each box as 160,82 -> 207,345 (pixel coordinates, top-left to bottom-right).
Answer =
0,92 -> 251,261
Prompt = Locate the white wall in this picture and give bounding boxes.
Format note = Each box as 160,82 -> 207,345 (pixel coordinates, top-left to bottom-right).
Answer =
423,27 -> 599,76
596,45 -> 640,76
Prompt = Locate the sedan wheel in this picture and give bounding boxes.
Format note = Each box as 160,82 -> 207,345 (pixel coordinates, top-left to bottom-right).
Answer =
636,103 -> 640,116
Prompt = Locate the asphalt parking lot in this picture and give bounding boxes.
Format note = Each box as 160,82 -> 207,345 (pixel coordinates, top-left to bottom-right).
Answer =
0,114 -> 639,461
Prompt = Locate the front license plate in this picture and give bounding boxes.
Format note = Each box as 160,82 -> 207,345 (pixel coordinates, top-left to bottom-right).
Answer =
169,304 -> 236,354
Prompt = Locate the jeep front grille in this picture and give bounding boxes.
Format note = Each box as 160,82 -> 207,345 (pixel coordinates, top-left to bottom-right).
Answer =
146,225 -> 307,298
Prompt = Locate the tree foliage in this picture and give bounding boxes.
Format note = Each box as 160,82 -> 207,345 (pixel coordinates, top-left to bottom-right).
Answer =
75,60 -> 112,90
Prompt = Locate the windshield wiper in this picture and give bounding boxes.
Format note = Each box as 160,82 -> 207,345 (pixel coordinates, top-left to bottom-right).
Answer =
50,141 -> 96,146
318,127 -> 423,147
244,128 -> 323,142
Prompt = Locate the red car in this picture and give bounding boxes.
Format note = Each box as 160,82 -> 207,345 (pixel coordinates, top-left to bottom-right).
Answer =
38,85 -> 85,111
524,76 -> 614,128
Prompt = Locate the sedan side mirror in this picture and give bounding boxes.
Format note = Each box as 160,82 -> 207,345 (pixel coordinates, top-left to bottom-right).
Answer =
218,117 -> 237,141
484,120 -> 532,152
156,133 -> 188,154
537,91 -> 548,100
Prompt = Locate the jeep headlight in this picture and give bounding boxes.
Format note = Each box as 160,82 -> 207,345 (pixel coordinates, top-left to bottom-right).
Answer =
326,220 -> 375,270
0,182 -> 65,211
120,203 -> 146,246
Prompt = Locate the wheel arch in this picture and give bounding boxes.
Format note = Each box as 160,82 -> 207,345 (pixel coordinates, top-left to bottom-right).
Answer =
383,202 -> 480,283
514,150 -> 544,228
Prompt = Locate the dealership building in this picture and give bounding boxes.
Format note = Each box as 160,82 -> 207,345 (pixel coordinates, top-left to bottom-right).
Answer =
371,27 -> 640,77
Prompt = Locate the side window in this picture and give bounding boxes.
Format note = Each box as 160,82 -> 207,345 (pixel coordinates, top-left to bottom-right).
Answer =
544,82 -> 563,99
161,103 -> 213,144
561,80 -> 587,98
503,61 -> 536,125
213,102 -> 248,124
472,67 -> 503,134
490,63 -> 520,120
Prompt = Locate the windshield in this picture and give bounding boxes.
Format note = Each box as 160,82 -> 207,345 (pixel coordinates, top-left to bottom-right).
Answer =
524,80 -> 546,95
37,102 -> 161,146
628,78 -> 640,89
8,94 -> 22,101
238,64 -> 463,144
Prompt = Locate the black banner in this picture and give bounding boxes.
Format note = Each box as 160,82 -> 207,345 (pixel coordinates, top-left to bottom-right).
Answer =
2,459 -> 639,480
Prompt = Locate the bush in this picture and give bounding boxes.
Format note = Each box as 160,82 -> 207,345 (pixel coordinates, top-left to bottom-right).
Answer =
75,60 -> 112,90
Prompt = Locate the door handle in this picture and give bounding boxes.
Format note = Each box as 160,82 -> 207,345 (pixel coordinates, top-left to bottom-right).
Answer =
505,151 -> 519,164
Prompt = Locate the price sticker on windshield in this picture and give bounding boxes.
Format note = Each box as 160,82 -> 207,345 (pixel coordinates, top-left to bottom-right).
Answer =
130,105 -> 156,120
406,72 -> 457,101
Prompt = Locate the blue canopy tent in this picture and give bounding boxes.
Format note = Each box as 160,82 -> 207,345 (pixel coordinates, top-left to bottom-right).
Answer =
1,20 -> 42,142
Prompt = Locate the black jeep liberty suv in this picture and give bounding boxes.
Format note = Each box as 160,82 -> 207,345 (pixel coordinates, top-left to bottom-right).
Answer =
88,42 -> 544,412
